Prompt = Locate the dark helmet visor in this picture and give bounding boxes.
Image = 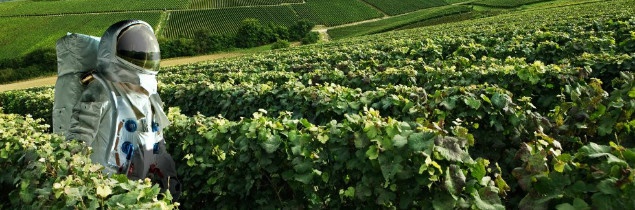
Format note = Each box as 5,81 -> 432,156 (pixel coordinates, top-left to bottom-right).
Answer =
116,24 -> 160,70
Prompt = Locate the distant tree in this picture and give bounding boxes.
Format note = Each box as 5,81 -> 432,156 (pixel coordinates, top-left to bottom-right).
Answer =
261,23 -> 277,44
193,29 -> 234,53
265,22 -> 290,43
159,37 -> 196,58
289,20 -> 315,41
235,18 -> 266,48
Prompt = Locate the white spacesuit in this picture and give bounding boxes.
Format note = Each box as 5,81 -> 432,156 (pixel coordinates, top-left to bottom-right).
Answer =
63,20 -> 180,198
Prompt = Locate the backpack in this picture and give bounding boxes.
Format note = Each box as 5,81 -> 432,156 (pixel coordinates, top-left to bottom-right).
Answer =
52,33 -> 100,135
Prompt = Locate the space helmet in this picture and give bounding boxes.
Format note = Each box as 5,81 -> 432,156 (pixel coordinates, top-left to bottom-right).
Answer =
97,20 -> 160,92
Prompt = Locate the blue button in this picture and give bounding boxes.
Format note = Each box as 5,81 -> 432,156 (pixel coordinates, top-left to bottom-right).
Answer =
124,120 -> 137,132
153,143 -> 159,154
152,121 -> 159,132
121,141 -> 134,160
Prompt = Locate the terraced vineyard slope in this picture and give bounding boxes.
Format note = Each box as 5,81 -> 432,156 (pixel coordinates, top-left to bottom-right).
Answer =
291,0 -> 383,26
362,0 -> 448,15
162,6 -> 299,38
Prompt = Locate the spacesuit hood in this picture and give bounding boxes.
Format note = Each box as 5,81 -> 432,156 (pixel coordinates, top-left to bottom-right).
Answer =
96,20 -> 160,91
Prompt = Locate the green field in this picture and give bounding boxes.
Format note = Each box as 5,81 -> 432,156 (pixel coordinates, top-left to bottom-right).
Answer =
362,0 -> 448,15
292,0 -> 383,26
162,6 -> 298,39
0,12 -> 162,60
328,5 -> 472,40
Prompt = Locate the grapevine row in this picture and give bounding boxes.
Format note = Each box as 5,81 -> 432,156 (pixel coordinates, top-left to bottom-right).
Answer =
188,0 -> 303,9
361,0 -> 447,15
0,12 -> 163,60
0,0 -> 186,17
162,6 -> 298,38
163,17 -> 635,77
291,0 -> 383,27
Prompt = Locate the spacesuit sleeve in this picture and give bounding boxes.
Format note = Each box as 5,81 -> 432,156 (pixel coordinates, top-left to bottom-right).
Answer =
65,81 -> 110,145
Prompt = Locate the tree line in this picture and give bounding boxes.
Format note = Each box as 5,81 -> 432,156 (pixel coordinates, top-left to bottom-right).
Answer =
159,19 -> 319,58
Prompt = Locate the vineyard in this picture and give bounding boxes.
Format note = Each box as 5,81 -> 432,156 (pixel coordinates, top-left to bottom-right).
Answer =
0,12 -> 162,60
473,0 -> 552,7
0,0 -> 186,16
188,0 -> 304,9
1,0 -> 634,208
362,0 -> 448,15
328,5 -> 472,40
161,6 -> 298,38
0,0 -> 308,16
0,0 -> 567,61
291,0 -> 383,26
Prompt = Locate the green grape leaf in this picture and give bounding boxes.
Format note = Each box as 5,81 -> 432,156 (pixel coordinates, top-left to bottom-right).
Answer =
432,192 -> 456,210
343,186 -> 355,198
435,136 -> 474,164
579,143 -> 627,166
464,97 -> 482,110
628,87 -> 635,98
491,93 -> 508,109
96,185 -> 112,198
408,132 -> 435,152
470,158 -> 488,180
295,172 -> 313,184
444,165 -> 465,198
260,134 -> 281,154
597,178 -> 619,195
474,186 -> 505,210
393,134 -> 408,148
366,145 -> 379,160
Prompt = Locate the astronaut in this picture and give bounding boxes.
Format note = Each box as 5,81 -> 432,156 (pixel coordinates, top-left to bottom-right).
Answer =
64,20 -> 180,199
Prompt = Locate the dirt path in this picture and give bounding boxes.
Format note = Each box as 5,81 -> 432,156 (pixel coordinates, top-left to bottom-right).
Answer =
312,25 -> 330,42
0,52 -> 244,92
